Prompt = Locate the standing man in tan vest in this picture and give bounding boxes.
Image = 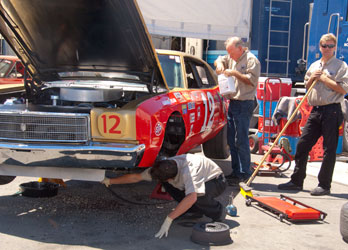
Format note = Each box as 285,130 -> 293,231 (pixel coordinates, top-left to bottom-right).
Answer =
215,37 -> 260,184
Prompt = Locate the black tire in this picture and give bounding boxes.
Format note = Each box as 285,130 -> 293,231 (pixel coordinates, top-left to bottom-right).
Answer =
19,181 -> 59,198
340,202 -> 348,243
279,214 -> 285,222
0,175 -> 16,185
191,222 -> 232,246
202,125 -> 230,159
249,134 -> 259,154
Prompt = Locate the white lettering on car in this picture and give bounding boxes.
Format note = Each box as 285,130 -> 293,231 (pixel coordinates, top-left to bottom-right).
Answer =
200,91 -> 215,132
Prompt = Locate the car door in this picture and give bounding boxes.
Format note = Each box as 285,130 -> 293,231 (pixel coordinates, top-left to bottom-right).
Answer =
179,56 -> 224,148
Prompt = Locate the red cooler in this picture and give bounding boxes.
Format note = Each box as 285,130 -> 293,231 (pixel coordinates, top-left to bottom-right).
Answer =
257,77 -> 292,101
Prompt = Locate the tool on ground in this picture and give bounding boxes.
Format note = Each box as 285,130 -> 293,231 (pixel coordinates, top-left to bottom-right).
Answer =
150,183 -> 173,200
240,79 -> 319,198
245,194 -> 327,222
226,192 -> 237,216
251,138 -> 292,176
39,177 -> 67,187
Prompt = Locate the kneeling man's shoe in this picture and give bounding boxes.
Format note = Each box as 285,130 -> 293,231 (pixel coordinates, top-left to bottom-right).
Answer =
278,181 -> 303,191
213,207 -> 227,222
310,186 -> 330,196
225,173 -> 238,180
226,177 -> 240,186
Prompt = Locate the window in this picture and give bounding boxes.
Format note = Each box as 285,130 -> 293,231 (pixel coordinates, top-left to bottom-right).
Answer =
196,65 -> 209,86
184,57 -> 217,89
0,59 -> 12,78
157,54 -> 184,89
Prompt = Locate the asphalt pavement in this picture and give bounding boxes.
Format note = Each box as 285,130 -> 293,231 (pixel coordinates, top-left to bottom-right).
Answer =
0,152 -> 347,250
215,153 -> 348,250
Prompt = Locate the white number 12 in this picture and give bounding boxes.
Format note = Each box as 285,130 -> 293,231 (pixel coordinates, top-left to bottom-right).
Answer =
200,92 -> 215,132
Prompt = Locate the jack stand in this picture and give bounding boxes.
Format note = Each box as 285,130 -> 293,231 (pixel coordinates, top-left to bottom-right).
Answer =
38,177 -> 67,188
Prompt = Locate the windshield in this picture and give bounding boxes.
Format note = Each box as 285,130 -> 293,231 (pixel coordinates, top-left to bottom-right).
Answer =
58,71 -> 140,80
0,59 -> 13,77
157,54 -> 184,89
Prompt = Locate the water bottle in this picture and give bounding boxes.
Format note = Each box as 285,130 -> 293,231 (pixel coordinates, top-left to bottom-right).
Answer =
226,192 -> 237,216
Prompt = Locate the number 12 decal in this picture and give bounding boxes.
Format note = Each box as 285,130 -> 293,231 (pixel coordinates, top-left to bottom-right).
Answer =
101,114 -> 121,134
200,92 -> 215,132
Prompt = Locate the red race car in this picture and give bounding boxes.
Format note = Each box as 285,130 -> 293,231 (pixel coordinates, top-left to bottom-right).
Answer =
0,55 -> 25,103
0,0 -> 229,183
0,55 -> 24,85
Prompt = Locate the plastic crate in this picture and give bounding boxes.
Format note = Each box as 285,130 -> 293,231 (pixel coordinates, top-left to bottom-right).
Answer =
278,118 -> 300,136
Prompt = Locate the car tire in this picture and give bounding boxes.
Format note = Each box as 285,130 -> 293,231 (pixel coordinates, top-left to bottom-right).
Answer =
0,175 -> 16,185
191,222 -> 232,246
249,134 -> 259,154
340,202 -> 348,243
202,124 -> 230,159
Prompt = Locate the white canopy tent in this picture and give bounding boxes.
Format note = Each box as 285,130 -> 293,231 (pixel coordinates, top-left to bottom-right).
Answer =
137,0 -> 251,41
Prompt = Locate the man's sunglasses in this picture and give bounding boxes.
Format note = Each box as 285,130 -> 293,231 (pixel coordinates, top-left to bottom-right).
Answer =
320,44 -> 335,49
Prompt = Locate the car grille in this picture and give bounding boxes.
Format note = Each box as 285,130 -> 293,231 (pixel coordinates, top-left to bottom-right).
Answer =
0,112 -> 90,142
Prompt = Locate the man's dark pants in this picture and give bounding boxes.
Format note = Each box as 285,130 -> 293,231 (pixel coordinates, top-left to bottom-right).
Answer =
291,103 -> 343,190
227,99 -> 254,180
162,175 -> 227,220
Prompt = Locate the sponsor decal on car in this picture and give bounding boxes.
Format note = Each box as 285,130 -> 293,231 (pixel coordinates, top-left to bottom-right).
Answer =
182,104 -> 187,114
162,97 -> 171,106
188,102 -> 195,110
182,92 -> 191,100
174,92 -> 184,101
154,122 -> 163,136
190,113 -> 195,123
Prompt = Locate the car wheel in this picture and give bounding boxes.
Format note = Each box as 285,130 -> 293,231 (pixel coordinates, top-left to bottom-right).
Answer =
202,124 -> 230,159
191,222 -> 232,246
0,175 -> 16,185
340,202 -> 348,243
249,134 -> 259,154
159,112 -> 186,157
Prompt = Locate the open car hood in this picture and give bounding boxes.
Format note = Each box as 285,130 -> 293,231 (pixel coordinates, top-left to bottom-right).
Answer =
0,0 -> 165,86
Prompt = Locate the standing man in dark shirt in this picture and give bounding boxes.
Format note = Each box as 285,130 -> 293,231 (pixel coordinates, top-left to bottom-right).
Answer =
278,33 -> 348,195
215,37 -> 260,184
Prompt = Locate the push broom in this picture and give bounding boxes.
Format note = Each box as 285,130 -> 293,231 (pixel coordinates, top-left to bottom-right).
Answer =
239,79 -> 319,198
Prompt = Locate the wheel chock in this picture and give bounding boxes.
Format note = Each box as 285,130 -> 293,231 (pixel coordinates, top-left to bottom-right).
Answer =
150,183 -> 173,200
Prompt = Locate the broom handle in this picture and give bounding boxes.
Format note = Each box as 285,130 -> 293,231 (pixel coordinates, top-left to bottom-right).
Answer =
246,79 -> 318,186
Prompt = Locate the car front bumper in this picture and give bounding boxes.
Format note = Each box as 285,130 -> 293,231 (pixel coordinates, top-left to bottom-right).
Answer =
0,141 -> 145,170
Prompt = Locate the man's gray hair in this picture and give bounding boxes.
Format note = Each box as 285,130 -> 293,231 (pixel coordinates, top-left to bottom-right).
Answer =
225,37 -> 244,48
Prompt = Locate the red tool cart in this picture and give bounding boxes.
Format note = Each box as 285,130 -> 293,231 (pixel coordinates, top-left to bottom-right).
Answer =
254,77 -> 293,175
